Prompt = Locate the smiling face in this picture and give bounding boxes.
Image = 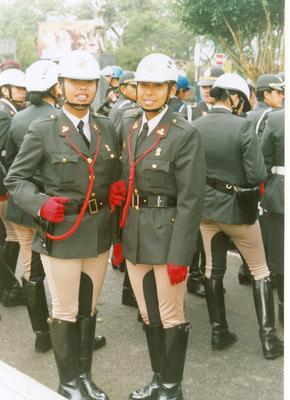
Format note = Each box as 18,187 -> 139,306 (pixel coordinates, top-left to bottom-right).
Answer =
62,78 -> 97,116
137,82 -> 176,119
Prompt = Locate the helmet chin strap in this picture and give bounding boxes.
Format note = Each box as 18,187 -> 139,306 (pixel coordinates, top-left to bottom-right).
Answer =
225,89 -> 243,115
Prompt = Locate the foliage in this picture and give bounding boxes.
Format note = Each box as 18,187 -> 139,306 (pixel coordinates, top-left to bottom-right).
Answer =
175,0 -> 285,80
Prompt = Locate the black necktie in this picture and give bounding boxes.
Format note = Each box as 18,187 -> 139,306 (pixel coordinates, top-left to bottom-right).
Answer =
137,122 -> 149,148
77,120 -> 90,148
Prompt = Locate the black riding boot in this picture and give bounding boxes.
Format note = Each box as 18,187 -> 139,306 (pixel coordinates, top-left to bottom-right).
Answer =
2,241 -> 20,273
122,267 -> 138,307
276,273 -> 284,327
238,262 -> 252,285
129,325 -> 163,400
204,278 -> 238,350
156,323 -> 189,400
186,251 -> 205,297
22,278 -> 51,353
77,315 -> 109,400
253,277 -> 283,359
49,319 -> 88,399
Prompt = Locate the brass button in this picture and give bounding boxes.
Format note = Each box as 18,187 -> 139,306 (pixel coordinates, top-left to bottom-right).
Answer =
172,119 -> 177,124
62,157 -> 67,163
110,153 -> 115,158
152,164 -> 157,169
171,218 -> 175,223
91,193 -> 96,197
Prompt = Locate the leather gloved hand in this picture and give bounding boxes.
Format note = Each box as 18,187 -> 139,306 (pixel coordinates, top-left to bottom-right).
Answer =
112,243 -> 124,267
167,264 -> 188,285
109,180 -> 127,212
40,196 -> 69,223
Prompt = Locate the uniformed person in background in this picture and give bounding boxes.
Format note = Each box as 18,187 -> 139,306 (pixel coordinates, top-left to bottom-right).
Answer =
97,65 -> 123,117
169,74 -> 192,113
118,53 -> 205,400
109,71 -> 137,139
0,67 -> 26,307
193,73 -> 283,360
261,109 -> 284,327
5,50 -> 121,400
238,74 -> 284,285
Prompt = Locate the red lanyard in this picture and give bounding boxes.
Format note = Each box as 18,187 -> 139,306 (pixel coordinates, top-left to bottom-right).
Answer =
46,130 -> 101,241
120,123 -> 161,228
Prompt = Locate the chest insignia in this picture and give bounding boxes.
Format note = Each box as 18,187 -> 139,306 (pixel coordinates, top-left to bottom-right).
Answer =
104,144 -> 111,152
156,128 -> 165,137
155,147 -> 162,156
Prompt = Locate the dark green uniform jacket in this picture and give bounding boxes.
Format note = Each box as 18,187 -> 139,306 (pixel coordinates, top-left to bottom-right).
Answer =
193,107 -> 267,224
120,107 -> 206,266
5,109 -> 120,258
261,109 -> 284,215
5,102 -> 55,227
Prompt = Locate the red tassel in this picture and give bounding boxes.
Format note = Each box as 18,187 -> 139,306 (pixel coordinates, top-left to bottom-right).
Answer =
112,243 -> 124,267
259,182 -> 265,196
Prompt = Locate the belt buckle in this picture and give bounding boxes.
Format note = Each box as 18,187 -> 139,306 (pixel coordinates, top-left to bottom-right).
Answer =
88,198 -> 98,214
157,195 -> 164,207
132,189 -> 140,210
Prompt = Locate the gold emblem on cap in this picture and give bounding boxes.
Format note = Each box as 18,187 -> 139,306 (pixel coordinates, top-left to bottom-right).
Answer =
77,59 -> 87,68
156,128 -> 165,136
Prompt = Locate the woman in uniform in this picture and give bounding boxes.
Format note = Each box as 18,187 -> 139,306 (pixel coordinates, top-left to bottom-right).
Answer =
119,53 -> 206,400
5,50 -> 121,400
193,73 -> 283,360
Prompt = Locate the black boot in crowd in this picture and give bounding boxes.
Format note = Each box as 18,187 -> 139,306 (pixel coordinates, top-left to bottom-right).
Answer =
77,315 -> 109,400
50,319 -> 88,399
129,325 -> 163,400
122,267 -> 138,308
276,273 -> 284,327
22,277 -> 51,353
253,276 -> 283,359
156,323 -> 189,400
238,262 -> 252,285
204,278 -> 238,350
186,250 -> 205,297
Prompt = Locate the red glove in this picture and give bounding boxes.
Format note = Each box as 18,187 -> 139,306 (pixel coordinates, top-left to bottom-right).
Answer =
0,193 -> 9,201
40,196 -> 69,223
112,243 -> 124,267
259,182 -> 265,196
109,180 -> 127,212
167,264 -> 188,285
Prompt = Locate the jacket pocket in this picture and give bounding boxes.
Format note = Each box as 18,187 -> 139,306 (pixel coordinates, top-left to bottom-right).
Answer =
141,159 -> 172,188
51,153 -> 78,184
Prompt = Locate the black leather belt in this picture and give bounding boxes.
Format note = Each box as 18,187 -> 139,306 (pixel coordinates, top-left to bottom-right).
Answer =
65,198 -> 107,215
206,177 -> 235,194
131,192 -> 177,209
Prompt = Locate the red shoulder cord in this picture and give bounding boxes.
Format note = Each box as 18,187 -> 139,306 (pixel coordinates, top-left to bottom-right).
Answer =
120,127 -> 161,228
46,131 -> 101,241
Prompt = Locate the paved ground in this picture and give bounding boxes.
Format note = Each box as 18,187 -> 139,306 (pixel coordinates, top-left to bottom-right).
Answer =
0,252 -> 284,400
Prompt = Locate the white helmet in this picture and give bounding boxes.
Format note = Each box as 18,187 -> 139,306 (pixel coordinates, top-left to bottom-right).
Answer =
135,53 -> 178,83
58,50 -> 100,80
26,60 -> 58,92
0,68 -> 26,88
212,73 -> 251,111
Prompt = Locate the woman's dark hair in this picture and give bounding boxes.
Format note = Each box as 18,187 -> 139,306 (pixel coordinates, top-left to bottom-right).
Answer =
27,92 -> 45,106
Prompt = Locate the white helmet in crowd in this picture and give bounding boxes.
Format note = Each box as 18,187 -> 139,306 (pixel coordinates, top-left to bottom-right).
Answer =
212,73 -> 251,112
26,60 -> 58,92
58,50 -> 100,80
0,68 -> 26,88
135,53 -> 178,83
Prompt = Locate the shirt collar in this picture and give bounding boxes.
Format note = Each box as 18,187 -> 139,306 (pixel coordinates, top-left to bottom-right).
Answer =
62,107 -> 89,129
141,105 -> 168,135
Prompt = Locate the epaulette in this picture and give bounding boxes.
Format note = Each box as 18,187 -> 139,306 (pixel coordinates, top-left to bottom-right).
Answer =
171,112 -> 193,130
35,110 -> 60,125
123,107 -> 142,119
91,111 -> 109,120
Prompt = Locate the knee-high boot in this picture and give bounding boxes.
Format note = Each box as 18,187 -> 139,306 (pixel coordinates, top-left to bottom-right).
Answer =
129,325 -> 163,400
156,323 -> 189,400
204,278 -> 237,350
253,277 -> 283,359
77,315 -> 109,400
3,241 -> 20,273
122,266 -> 138,307
22,278 -> 51,353
49,319 -> 88,399
186,251 -> 205,297
276,273 -> 284,327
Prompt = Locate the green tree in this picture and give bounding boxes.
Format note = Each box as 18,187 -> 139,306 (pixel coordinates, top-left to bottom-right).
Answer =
176,0 -> 285,80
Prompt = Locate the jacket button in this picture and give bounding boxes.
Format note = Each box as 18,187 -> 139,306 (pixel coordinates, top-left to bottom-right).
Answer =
110,154 -> 115,158
152,164 -> 157,169
62,157 -> 67,163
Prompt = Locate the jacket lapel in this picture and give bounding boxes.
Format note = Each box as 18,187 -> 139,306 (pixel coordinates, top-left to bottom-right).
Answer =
135,108 -> 174,159
59,112 -> 91,155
